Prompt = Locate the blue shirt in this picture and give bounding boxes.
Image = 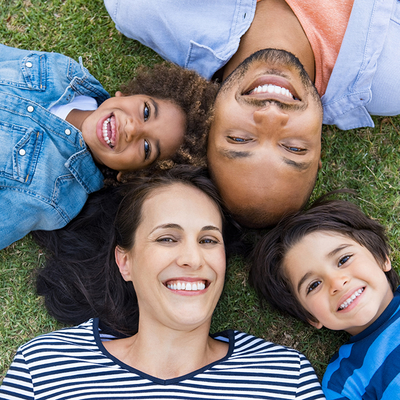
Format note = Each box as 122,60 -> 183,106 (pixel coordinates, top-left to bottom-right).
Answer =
104,0 -> 400,130
0,45 -> 110,250
322,287 -> 400,400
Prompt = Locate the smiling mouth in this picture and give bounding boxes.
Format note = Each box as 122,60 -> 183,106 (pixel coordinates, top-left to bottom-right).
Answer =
102,115 -> 116,149
338,288 -> 365,311
166,280 -> 208,291
241,74 -> 302,104
246,84 -> 297,100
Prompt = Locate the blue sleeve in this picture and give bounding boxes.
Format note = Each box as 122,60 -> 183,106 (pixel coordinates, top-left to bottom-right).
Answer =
103,0 -> 256,79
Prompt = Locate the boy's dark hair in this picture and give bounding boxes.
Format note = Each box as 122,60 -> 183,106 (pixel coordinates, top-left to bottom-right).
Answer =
120,62 -> 219,171
249,197 -> 400,324
34,165 -> 225,336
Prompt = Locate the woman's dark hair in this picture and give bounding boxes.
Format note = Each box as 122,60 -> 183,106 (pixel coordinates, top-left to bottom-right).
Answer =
249,196 -> 400,324
120,62 -> 219,171
34,165 -> 224,336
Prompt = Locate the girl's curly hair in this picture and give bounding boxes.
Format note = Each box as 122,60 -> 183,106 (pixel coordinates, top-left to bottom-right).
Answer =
119,63 -> 218,176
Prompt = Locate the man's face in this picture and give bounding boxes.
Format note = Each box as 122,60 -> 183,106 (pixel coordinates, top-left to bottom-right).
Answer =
208,49 -> 323,227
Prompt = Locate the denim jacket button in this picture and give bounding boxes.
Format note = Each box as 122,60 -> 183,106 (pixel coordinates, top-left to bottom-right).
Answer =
26,61 -> 33,68
65,128 -> 71,135
27,105 -> 34,112
19,149 -> 26,156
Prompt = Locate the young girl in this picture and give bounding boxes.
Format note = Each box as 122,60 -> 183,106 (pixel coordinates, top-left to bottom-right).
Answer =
250,197 -> 400,399
1,44 -> 217,249
0,166 -> 324,399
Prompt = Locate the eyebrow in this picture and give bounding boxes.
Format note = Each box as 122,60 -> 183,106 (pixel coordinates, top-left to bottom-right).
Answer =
282,157 -> 312,172
219,148 -> 253,159
297,272 -> 312,294
201,225 -> 222,233
149,98 -> 159,118
218,147 -> 312,171
327,244 -> 351,258
151,139 -> 161,164
150,223 -> 222,234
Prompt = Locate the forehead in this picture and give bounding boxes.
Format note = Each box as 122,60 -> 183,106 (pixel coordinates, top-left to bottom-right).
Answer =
285,231 -> 368,269
139,183 -> 222,229
290,231 -> 355,251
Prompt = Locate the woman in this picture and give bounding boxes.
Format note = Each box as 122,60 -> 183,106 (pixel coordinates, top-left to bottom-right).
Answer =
0,167 -> 325,399
1,44 -> 217,250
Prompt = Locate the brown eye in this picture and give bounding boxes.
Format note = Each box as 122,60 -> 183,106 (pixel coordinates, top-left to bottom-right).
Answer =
338,255 -> 351,267
144,140 -> 151,160
307,280 -> 321,294
227,136 -> 251,143
143,102 -> 150,121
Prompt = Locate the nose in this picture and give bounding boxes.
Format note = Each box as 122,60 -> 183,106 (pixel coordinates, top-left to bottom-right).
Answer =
329,273 -> 349,295
176,240 -> 203,270
125,117 -> 142,142
253,104 -> 290,133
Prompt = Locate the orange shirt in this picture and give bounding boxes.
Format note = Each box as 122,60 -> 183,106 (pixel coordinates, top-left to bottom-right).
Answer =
258,0 -> 354,95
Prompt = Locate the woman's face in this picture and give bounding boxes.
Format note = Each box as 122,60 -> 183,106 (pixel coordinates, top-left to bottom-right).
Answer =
115,183 -> 226,332
81,93 -> 186,172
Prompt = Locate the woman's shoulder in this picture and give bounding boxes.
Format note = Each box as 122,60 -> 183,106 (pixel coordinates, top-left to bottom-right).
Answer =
18,319 -> 97,353
213,329 -> 304,359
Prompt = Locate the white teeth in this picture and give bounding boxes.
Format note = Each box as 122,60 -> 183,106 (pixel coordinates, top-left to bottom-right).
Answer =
250,84 -> 294,99
339,288 -> 364,310
167,281 -> 206,291
102,117 -> 115,148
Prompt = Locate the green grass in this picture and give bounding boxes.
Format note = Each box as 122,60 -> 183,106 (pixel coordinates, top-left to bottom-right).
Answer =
1,0 -> 400,383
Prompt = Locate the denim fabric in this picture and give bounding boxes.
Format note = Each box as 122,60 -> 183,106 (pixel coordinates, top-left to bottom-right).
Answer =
104,0 -> 256,80
322,0 -> 400,129
105,0 -> 400,130
0,44 -> 110,249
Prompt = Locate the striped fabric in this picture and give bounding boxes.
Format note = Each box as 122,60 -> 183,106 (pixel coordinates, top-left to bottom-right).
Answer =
322,287 -> 400,399
1,318 -> 325,399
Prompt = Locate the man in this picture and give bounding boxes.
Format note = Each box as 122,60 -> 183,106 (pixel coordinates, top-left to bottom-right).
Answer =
105,0 -> 400,227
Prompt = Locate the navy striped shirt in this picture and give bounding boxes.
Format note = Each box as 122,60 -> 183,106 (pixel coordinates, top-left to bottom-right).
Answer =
322,287 -> 400,399
1,318 -> 324,399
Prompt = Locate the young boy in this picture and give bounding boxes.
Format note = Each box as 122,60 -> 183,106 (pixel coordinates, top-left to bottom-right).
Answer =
0,44 -> 216,250
250,198 -> 400,399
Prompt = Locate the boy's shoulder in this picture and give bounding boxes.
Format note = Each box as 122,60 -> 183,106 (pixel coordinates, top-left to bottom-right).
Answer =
322,287 -> 400,399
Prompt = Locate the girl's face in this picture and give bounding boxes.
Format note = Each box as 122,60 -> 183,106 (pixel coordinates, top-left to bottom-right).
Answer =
284,231 -> 393,335
115,183 -> 226,332
81,93 -> 186,172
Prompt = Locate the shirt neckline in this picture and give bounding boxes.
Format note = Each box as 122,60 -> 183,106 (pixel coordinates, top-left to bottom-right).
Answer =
92,318 -> 235,385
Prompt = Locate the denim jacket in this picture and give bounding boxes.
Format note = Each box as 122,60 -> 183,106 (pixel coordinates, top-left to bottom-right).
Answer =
0,45 -> 110,250
105,0 -> 400,130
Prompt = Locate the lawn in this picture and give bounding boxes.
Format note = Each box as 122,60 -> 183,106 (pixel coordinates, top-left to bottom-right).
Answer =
1,0 -> 399,382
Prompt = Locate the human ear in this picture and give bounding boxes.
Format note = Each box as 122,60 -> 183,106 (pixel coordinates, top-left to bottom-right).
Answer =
383,257 -> 392,272
116,171 -> 123,182
308,319 -> 323,329
318,159 -> 322,170
115,246 -> 132,282
115,91 -> 123,97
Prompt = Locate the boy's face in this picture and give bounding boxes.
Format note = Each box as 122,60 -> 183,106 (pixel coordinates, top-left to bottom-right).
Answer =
284,231 -> 393,335
81,93 -> 186,172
